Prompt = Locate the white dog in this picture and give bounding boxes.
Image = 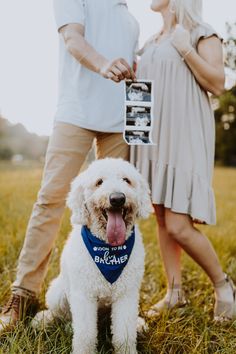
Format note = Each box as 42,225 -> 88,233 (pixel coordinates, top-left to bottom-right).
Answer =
32,158 -> 152,354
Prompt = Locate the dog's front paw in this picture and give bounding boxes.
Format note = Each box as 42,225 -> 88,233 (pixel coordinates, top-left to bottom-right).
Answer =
71,346 -> 97,354
31,309 -> 54,329
114,347 -> 137,354
137,316 -> 149,334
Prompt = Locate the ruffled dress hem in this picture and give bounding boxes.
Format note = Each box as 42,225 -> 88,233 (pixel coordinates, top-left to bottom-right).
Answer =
134,159 -> 216,225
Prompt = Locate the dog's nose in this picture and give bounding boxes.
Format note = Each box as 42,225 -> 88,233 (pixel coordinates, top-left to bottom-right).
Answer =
109,193 -> 126,208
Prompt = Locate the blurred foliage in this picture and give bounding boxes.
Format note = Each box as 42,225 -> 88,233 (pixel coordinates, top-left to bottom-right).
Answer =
0,147 -> 13,160
214,22 -> 236,166
0,116 -> 48,161
225,22 -> 236,71
215,86 -> 236,165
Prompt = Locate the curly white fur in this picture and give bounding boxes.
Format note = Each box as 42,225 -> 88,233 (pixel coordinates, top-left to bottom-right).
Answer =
32,158 -> 152,354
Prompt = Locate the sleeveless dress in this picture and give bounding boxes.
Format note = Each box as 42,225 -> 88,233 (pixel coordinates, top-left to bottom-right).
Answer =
130,24 -> 222,225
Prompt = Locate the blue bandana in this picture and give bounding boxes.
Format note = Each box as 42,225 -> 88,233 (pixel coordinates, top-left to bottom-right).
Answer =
81,226 -> 135,284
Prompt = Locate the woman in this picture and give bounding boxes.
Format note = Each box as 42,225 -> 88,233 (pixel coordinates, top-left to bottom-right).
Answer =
131,0 -> 236,321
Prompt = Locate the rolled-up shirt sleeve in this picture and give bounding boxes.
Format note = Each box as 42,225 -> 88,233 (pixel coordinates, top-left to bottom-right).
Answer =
53,0 -> 85,31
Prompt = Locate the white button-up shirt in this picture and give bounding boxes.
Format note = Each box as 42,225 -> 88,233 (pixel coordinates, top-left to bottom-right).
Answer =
53,0 -> 139,132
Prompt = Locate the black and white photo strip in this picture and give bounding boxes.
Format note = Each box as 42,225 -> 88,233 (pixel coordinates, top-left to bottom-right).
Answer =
124,80 -> 154,145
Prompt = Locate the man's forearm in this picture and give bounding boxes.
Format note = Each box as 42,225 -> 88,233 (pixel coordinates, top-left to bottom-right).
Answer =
60,23 -> 135,82
61,25 -> 109,74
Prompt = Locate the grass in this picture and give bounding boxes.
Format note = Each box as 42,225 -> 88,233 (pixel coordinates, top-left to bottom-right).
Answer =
0,163 -> 236,353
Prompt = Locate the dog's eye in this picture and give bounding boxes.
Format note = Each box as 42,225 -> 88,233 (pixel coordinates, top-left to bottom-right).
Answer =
95,179 -> 103,187
123,177 -> 131,185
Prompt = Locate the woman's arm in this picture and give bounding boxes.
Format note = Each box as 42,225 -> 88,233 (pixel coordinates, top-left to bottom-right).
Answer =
60,23 -> 135,82
171,25 -> 225,96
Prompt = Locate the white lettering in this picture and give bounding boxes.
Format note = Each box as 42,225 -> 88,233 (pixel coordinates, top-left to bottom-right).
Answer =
94,250 -> 129,266
120,255 -> 128,263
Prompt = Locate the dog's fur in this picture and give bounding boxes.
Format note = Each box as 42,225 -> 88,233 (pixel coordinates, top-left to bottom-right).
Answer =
32,158 -> 152,354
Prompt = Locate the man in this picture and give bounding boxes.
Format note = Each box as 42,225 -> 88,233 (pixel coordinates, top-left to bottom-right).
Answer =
0,0 -> 139,330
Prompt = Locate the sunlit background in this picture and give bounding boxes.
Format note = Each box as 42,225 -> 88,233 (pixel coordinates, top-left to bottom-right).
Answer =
0,0 -> 235,136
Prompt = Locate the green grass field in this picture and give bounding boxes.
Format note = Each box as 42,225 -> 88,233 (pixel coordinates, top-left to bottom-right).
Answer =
0,162 -> 236,353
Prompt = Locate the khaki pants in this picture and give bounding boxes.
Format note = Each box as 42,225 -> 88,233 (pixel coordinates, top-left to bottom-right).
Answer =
13,122 -> 129,294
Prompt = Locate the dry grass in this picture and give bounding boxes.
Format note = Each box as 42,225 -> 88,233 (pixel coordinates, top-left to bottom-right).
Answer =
0,162 -> 236,353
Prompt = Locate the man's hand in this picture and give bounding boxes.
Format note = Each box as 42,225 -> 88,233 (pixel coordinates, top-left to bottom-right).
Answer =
171,24 -> 192,56
100,58 -> 136,83
60,24 -> 136,83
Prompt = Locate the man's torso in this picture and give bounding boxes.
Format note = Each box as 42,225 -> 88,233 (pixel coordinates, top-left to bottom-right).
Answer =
55,0 -> 140,132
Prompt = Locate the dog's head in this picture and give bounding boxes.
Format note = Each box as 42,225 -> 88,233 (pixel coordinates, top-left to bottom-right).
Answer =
67,158 -> 153,245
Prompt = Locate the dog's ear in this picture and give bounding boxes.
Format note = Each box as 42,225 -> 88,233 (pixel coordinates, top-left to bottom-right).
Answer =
67,172 -> 89,225
137,175 -> 153,219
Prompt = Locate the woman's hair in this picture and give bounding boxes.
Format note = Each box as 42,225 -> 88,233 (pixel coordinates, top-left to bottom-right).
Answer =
171,0 -> 203,29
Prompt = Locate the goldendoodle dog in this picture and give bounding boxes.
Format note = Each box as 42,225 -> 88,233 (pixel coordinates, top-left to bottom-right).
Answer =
32,158 -> 152,354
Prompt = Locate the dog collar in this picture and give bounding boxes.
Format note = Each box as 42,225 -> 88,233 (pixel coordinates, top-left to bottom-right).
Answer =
81,226 -> 135,284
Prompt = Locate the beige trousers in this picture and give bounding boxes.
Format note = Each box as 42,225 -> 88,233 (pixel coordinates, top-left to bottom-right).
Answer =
13,122 -> 129,295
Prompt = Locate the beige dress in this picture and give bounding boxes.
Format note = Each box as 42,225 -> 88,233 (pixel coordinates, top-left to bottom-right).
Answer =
131,24 -> 222,225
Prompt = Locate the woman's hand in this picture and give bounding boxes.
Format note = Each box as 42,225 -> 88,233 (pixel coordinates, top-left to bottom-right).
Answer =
171,24 -> 193,56
171,24 -> 224,95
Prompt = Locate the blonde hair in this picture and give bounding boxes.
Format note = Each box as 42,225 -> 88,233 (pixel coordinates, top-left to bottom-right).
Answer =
171,0 -> 203,29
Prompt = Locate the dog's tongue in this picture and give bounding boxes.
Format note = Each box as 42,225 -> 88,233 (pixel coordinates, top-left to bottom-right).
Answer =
106,210 -> 126,246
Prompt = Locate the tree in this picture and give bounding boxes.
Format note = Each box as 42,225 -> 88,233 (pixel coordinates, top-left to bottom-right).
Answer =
213,22 -> 236,166
214,86 -> 236,165
0,115 -> 48,161
0,147 -> 13,160
225,22 -> 236,72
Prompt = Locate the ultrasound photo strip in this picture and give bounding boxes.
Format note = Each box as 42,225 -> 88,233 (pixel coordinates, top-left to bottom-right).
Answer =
124,80 -> 155,146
